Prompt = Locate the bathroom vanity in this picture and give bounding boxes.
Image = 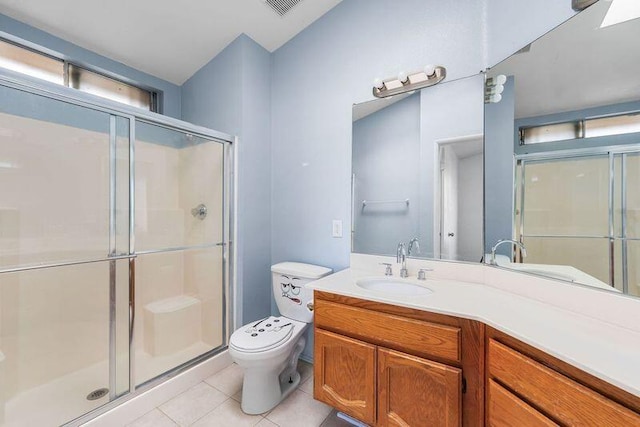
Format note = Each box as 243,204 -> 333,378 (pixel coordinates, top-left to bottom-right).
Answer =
313,291 -> 482,426
309,258 -> 640,426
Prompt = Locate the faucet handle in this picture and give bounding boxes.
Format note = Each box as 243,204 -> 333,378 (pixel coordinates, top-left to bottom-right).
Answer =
417,268 -> 433,280
379,263 -> 393,276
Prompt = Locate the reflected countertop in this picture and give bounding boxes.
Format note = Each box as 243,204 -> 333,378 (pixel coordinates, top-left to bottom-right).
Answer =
308,255 -> 640,398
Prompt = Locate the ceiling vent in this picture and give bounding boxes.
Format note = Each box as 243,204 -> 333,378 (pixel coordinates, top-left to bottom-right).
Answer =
263,0 -> 303,17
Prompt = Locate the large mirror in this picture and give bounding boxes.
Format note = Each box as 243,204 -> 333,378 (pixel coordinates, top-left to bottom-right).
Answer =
485,0 -> 640,297
352,74 -> 484,262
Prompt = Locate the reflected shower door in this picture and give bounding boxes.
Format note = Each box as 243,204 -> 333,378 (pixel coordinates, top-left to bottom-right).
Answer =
134,122 -> 225,386
518,155 -> 611,284
616,152 -> 640,296
0,86 -> 130,426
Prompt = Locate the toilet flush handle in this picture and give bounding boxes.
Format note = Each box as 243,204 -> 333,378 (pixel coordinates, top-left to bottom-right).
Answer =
307,301 -> 314,312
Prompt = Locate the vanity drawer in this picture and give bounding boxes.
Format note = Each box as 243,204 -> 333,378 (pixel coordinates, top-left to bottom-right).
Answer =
487,339 -> 640,426
315,299 -> 461,363
487,379 -> 557,426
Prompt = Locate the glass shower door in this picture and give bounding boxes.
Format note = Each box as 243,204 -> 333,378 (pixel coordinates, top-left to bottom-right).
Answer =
0,85 -> 131,426
133,122 -> 226,386
616,152 -> 640,296
517,155 -> 611,284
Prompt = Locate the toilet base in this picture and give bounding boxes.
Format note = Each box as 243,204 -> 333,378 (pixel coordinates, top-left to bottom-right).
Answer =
239,336 -> 306,415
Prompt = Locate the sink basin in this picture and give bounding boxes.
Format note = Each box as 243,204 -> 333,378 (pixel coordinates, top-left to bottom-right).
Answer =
356,278 -> 433,296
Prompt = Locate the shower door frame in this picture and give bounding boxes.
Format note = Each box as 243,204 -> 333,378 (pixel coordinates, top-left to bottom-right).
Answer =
0,71 -> 236,426
515,143 -> 640,294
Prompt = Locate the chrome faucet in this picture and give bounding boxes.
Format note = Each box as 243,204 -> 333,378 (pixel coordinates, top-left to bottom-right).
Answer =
490,239 -> 527,265
408,237 -> 420,256
397,242 -> 408,278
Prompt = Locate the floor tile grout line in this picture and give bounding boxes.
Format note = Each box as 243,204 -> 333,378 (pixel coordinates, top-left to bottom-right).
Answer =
182,395 -> 234,427
155,380 -> 230,424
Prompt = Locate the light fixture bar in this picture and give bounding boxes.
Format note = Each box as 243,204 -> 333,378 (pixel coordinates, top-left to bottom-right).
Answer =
572,0 -> 598,12
373,65 -> 446,98
485,74 -> 506,104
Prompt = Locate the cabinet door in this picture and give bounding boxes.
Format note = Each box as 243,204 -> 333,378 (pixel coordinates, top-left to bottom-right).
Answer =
314,328 -> 376,425
378,348 -> 462,427
487,380 -> 558,427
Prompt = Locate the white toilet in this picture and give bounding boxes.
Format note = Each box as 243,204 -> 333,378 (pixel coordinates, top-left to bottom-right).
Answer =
229,262 -> 332,415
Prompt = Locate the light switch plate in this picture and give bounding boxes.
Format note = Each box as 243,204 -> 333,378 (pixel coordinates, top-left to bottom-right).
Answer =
332,220 -> 343,238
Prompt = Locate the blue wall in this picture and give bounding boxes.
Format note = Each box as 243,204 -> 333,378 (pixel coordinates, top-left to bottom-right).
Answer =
269,0 -> 574,272
268,0 -> 571,360
419,75 -> 485,259
0,13 -> 182,118
181,35 -> 273,328
352,93 -> 421,255
484,76 -> 516,255
270,0 -> 486,283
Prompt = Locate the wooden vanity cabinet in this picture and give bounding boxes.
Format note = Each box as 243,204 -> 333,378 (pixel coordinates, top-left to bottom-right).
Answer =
485,327 -> 640,427
313,291 -> 484,427
313,292 -> 640,426
377,347 -> 462,427
314,329 -> 377,424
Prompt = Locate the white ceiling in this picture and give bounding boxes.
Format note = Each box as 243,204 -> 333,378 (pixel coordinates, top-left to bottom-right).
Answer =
490,0 -> 640,119
0,0 -> 342,84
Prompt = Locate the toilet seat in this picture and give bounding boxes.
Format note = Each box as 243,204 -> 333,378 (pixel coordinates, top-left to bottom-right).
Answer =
230,316 -> 304,354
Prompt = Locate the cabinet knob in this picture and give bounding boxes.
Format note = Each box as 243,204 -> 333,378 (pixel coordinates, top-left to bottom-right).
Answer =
307,302 -> 314,311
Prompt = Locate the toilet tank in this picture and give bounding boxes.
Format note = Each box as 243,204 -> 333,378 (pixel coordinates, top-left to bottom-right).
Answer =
271,262 -> 332,323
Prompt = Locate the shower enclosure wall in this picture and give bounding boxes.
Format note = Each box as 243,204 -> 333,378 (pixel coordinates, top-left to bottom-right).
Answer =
0,74 -> 234,426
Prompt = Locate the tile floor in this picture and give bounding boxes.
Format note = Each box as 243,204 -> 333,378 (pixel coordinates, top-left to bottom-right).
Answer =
126,361 -> 353,427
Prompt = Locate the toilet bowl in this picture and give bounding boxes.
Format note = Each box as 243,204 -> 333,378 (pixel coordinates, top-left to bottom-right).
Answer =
230,316 -> 308,414
229,262 -> 332,415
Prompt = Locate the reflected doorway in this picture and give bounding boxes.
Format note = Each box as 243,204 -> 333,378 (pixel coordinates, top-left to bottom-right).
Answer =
435,134 -> 484,262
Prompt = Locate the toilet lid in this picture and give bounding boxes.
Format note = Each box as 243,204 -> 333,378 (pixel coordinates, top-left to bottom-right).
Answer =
230,316 -> 296,353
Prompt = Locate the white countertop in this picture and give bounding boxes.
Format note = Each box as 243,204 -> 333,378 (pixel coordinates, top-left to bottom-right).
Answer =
308,265 -> 640,398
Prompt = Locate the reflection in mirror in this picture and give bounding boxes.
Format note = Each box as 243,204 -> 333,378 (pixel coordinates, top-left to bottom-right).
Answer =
352,75 -> 484,262
485,0 -> 640,297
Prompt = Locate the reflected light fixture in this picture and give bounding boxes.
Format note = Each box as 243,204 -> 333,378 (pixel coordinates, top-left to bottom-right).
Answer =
373,64 -> 446,98
600,0 -> 640,28
485,74 -> 506,104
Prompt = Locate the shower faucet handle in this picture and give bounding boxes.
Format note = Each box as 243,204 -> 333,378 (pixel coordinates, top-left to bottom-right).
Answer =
379,263 -> 393,276
191,203 -> 208,220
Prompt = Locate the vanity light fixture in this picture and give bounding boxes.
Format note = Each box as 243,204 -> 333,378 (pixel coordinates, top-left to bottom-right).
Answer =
485,74 -> 507,104
572,0 -> 598,11
372,64 -> 446,98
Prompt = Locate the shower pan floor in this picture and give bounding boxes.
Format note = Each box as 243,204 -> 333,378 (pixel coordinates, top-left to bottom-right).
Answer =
2,341 -> 213,427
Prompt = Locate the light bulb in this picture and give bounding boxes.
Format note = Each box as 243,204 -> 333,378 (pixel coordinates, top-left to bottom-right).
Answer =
424,64 -> 436,77
485,84 -> 504,95
398,71 -> 408,84
373,78 -> 385,90
495,74 -> 507,85
490,94 -> 502,103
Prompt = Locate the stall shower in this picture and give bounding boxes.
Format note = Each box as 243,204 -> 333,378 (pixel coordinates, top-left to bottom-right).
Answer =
0,77 -> 233,426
